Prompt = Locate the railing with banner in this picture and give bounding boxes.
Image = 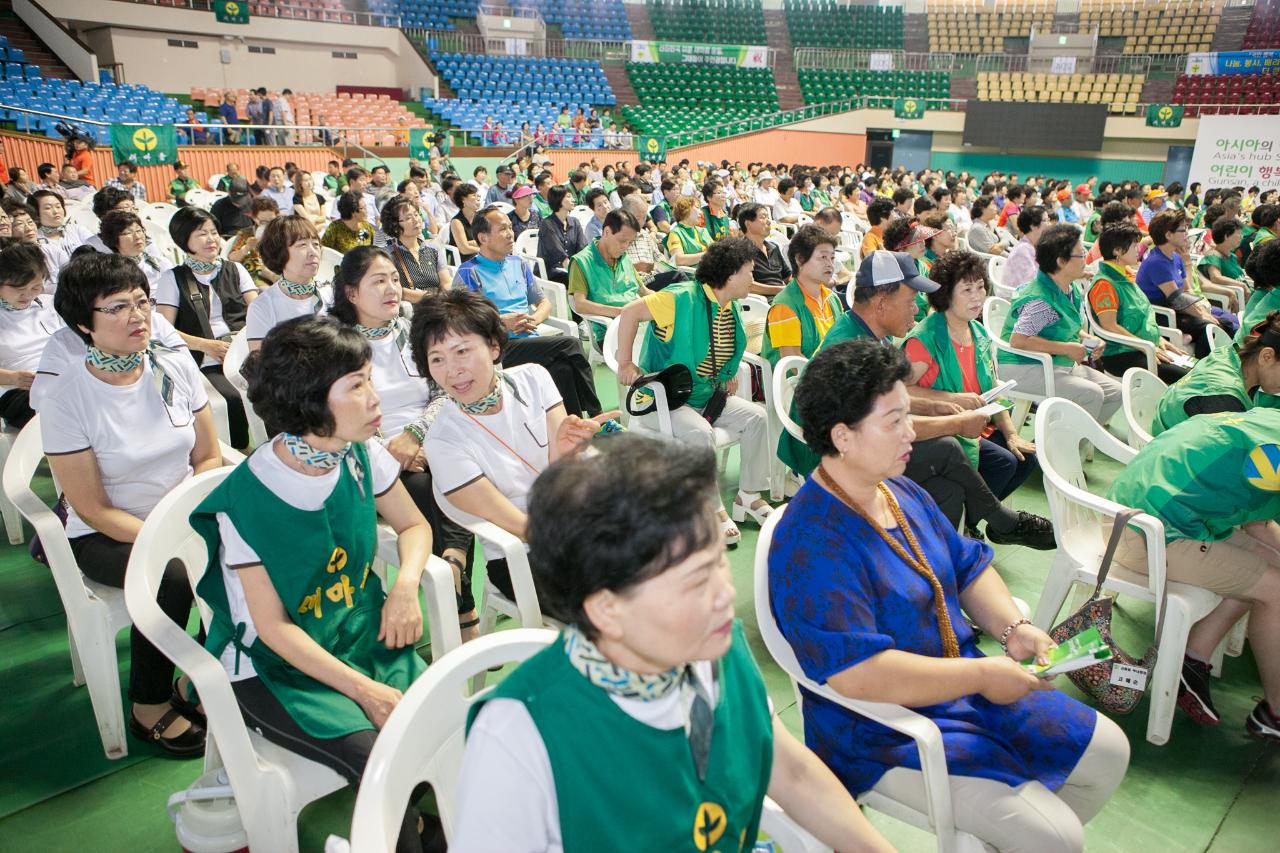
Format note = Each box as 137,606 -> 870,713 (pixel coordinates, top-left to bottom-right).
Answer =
1183,50 -> 1280,76
974,52 -> 1155,76
117,0 -> 402,27
404,29 -> 629,62
793,48 -> 955,72
627,40 -> 773,68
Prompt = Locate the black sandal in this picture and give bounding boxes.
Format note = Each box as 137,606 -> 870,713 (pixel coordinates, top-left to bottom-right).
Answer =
129,707 -> 206,758
171,678 -> 205,724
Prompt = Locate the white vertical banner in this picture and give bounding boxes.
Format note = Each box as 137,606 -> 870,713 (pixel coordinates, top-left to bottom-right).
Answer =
1188,114 -> 1280,191
869,52 -> 894,71
1051,56 -> 1077,74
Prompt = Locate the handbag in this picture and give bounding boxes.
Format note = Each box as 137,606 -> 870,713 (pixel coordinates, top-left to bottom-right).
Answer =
1048,509 -> 1163,715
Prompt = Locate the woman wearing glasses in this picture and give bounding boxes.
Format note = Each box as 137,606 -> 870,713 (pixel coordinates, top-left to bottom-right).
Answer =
42,252 -> 222,756
94,210 -> 173,291
379,194 -> 453,304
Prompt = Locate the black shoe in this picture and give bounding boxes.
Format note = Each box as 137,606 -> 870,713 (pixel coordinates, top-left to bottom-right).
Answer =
1177,656 -> 1220,726
966,524 -> 985,541
1246,699 -> 1280,742
986,511 -> 1055,550
129,707 -> 206,757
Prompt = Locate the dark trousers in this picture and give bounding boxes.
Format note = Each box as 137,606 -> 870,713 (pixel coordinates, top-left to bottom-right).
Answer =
485,558 -> 516,604
903,436 -> 1013,530
69,533 -> 194,705
977,431 -> 1039,502
1177,308 -> 1237,358
646,269 -> 688,290
545,268 -> 570,285
201,364 -> 249,449
1100,349 -> 1192,385
503,335 -> 601,416
399,469 -> 476,614
0,388 -> 35,429
232,677 -> 427,853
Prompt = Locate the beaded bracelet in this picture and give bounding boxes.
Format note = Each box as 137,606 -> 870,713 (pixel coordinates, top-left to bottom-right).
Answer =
999,618 -> 1033,651
403,422 -> 427,445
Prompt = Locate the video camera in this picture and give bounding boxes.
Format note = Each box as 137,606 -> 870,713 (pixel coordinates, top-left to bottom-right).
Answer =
54,121 -> 95,161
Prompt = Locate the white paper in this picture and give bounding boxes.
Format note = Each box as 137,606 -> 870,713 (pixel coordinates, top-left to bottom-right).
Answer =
1109,662 -> 1148,690
975,402 -> 1011,418
981,379 -> 1017,402
1168,353 -> 1196,368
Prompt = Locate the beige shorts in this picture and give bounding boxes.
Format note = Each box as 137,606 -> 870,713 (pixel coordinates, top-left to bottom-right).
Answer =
1110,524 -> 1277,599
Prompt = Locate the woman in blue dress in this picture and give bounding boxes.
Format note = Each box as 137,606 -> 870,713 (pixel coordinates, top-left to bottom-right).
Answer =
768,339 -> 1130,853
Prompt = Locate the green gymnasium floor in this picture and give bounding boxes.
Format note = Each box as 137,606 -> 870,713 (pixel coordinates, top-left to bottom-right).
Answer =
0,366 -> 1275,851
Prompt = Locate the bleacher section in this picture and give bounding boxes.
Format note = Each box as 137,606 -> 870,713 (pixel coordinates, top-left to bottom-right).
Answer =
783,1 -> 903,50
1,70 -> 184,143
511,0 -> 632,40
1173,71 -> 1280,115
367,0 -> 478,30
975,72 -> 1145,114
622,62 -> 777,136
798,69 -> 951,110
1245,0 -> 1280,49
647,0 -> 767,46
927,0 -> 1054,54
1079,0 -> 1215,55
191,88 -> 428,145
246,0 -> 354,22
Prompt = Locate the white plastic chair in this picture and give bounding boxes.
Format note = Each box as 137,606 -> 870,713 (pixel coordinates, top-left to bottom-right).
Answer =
65,205 -> 100,234
982,296 -> 1051,430
1206,321 -> 1233,352
183,189 -> 217,211
986,255 -> 1007,296
1120,367 -> 1167,450
513,229 -> 547,279
754,504 -> 982,853
1083,303 -> 1158,373
125,468 -> 460,852
318,247 -> 343,288
771,355 -> 807,445
200,374 -> 232,448
1033,397 -> 1231,746
0,424 -> 23,544
221,329 -> 269,449
207,173 -> 226,191
143,202 -> 180,229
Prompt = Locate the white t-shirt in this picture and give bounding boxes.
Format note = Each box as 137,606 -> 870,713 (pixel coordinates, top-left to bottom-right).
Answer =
772,196 -> 804,223
244,281 -> 332,342
154,262 -> 258,361
212,438 -> 400,680
754,187 -> 780,209
29,314 -> 187,411
451,660 -> 721,852
424,364 -> 561,560
40,347 -> 209,538
262,186 -> 295,215
37,223 -> 93,291
0,296 -> 64,394
367,330 -> 435,438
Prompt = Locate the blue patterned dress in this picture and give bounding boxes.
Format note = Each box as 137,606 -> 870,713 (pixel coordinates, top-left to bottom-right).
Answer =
768,475 -> 1097,795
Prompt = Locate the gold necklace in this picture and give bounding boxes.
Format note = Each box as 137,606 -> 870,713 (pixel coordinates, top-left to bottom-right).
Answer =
816,465 -> 961,658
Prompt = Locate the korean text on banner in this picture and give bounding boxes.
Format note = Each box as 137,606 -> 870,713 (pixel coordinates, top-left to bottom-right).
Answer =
1187,114 -> 1280,191
1185,50 -> 1280,76
629,40 -> 768,68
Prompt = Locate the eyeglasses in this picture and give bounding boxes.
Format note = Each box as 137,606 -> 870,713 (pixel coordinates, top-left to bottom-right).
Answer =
1069,252 -> 1088,259
93,297 -> 157,317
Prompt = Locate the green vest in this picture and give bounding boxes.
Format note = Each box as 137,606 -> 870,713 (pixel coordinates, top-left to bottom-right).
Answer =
670,223 -> 712,256
1256,227 -> 1277,246
1198,250 -> 1244,282
904,311 -> 998,467
813,189 -> 832,207
701,206 -> 731,241
1238,288 -> 1280,343
914,255 -> 934,322
569,240 -> 641,340
533,194 -> 553,218
1083,211 -> 1101,246
1090,262 -> 1161,356
1108,409 -> 1280,542
468,622 -> 773,852
640,280 -> 745,410
1152,344 -> 1252,435
759,279 -> 842,367
797,192 -> 816,212
191,443 -> 426,739
999,272 -> 1084,368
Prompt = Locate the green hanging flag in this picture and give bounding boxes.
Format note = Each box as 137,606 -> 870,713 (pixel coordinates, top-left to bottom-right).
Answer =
110,124 -> 179,166
894,97 -> 924,120
1146,104 -> 1184,128
409,128 -> 432,161
638,134 -> 666,163
214,0 -> 250,24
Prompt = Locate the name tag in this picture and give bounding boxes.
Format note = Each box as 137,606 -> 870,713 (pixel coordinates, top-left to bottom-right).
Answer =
1109,662 -> 1148,691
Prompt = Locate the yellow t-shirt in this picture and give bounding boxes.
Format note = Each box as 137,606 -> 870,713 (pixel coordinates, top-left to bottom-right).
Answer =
861,229 -> 884,259
642,284 -> 736,377
765,284 -> 837,350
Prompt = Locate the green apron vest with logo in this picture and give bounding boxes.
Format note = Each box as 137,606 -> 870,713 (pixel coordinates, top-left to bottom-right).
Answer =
466,621 -> 773,853
999,272 -> 1084,369
640,281 -> 744,410
702,206 -> 731,242
1237,287 -> 1280,344
191,442 -> 426,739
1090,262 -> 1162,356
915,254 -> 936,321
670,223 -> 712,256
569,240 -> 641,341
759,279 -> 843,367
1151,344 -> 1256,435
1108,409 -> 1280,542
904,311 -> 999,467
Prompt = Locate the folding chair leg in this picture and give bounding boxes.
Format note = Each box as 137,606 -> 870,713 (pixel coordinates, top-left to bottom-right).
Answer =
76,621 -> 129,759
1147,598 -> 1194,746
1,490 -> 22,544
68,624 -> 86,687
471,586 -> 503,691
1225,614 -> 1249,658
1031,558 -> 1076,630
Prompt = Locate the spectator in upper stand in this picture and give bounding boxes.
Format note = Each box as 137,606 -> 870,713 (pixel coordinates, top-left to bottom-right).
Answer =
536,184 -> 588,286
169,161 -> 199,208
484,165 -> 516,207
66,137 -> 96,186
861,198 -> 895,259
753,170 -> 779,209
106,162 -> 147,204
262,166 -> 295,215
320,190 -> 374,255
1140,188 -> 1167,227
582,188 -> 610,242
997,184 -> 1025,233
183,108 -> 207,145
216,92 -> 240,144
773,178 -> 805,226
1001,205 -> 1048,293
4,166 -> 35,205
649,179 -> 679,235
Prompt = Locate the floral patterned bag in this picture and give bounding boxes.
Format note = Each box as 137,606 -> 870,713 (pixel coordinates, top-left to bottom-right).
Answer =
1049,509 -> 1163,716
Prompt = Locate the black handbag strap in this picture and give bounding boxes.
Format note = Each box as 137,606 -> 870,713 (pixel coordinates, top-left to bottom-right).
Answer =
1097,508 -> 1167,642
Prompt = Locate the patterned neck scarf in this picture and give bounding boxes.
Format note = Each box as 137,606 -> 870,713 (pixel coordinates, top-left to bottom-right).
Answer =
0,296 -> 24,312
458,368 -> 504,414
86,345 -> 143,372
280,432 -> 349,470
185,256 -> 222,276
356,319 -> 396,340
279,276 -> 317,298
563,625 -> 716,780
38,224 -> 65,239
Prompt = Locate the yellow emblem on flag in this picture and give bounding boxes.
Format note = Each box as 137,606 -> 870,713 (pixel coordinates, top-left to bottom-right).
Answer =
132,127 -> 158,153
904,99 -> 918,113
1158,106 -> 1174,121
225,0 -> 241,14
1244,444 -> 1280,492
647,137 -> 660,154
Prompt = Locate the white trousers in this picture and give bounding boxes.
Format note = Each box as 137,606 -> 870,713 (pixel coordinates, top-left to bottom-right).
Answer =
638,396 -> 772,494
1000,361 -> 1122,426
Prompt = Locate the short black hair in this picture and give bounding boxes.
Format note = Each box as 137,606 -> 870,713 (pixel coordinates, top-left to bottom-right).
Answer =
927,248 -> 990,312
409,287 -> 508,377
329,245 -> 393,326
243,315 -> 371,438
379,193 -> 418,240
1098,222 -> 1143,261
0,241 -> 46,288
778,177 -> 796,195
602,208 -> 639,234
584,187 -> 608,210
892,187 -> 915,206
1006,184 -> 1026,202
970,194 -> 995,220
695,236 -> 754,289
700,180 -> 723,201
99,210 -> 144,253
1246,239 -> 1280,291
336,189 -> 364,220
867,197 -> 895,226
346,165 -> 370,183
931,186 -> 951,202
54,252 -> 150,344
527,434 -> 720,637
452,181 -> 478,209
168,206 -> 219,253
796,339 -> 912,457
912,196 -> 936,215
1035,223 -> 1082,274
547,184 -> 571,213
883,216 -> 916,251
787,223 -> 837,273
1016,204 -> 1046,235
1148,209 -> 1187,246
1256,203 -> 1280,231
1098,200 -> 1135,230
735,202 -> 767,231
92,186 -> 134,218
37,163 -> 55,180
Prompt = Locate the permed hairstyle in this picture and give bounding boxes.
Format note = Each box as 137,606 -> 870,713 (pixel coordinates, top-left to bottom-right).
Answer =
796,339 -> 912,457
695,236 -> 754,289
926,248 -> 991,312
408,287 -> 509,376
54,252 -> 150,344
257,214 -> 320,275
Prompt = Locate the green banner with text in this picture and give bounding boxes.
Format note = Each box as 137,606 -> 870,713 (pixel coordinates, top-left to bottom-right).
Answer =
110,124 -> 179,166
638,135 -> 667,163
409,128 -> 432,161
215,0 -> 250,24
1145,104 -> 1184,128
894,97 -> 924,120
629,40 -> 769,68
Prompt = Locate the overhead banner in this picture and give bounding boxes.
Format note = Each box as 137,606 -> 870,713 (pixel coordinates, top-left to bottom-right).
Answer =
1145,104 -> 1184,128
638,134 -> 667,163
894,97 -> 924,120
1185,50 -> 1280,76
213,0 -> 249,24
629,40 -> 769,68
1187,114 -> 1280,191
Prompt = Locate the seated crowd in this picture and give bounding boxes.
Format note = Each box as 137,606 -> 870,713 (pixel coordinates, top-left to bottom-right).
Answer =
3,149 -> 1280,853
